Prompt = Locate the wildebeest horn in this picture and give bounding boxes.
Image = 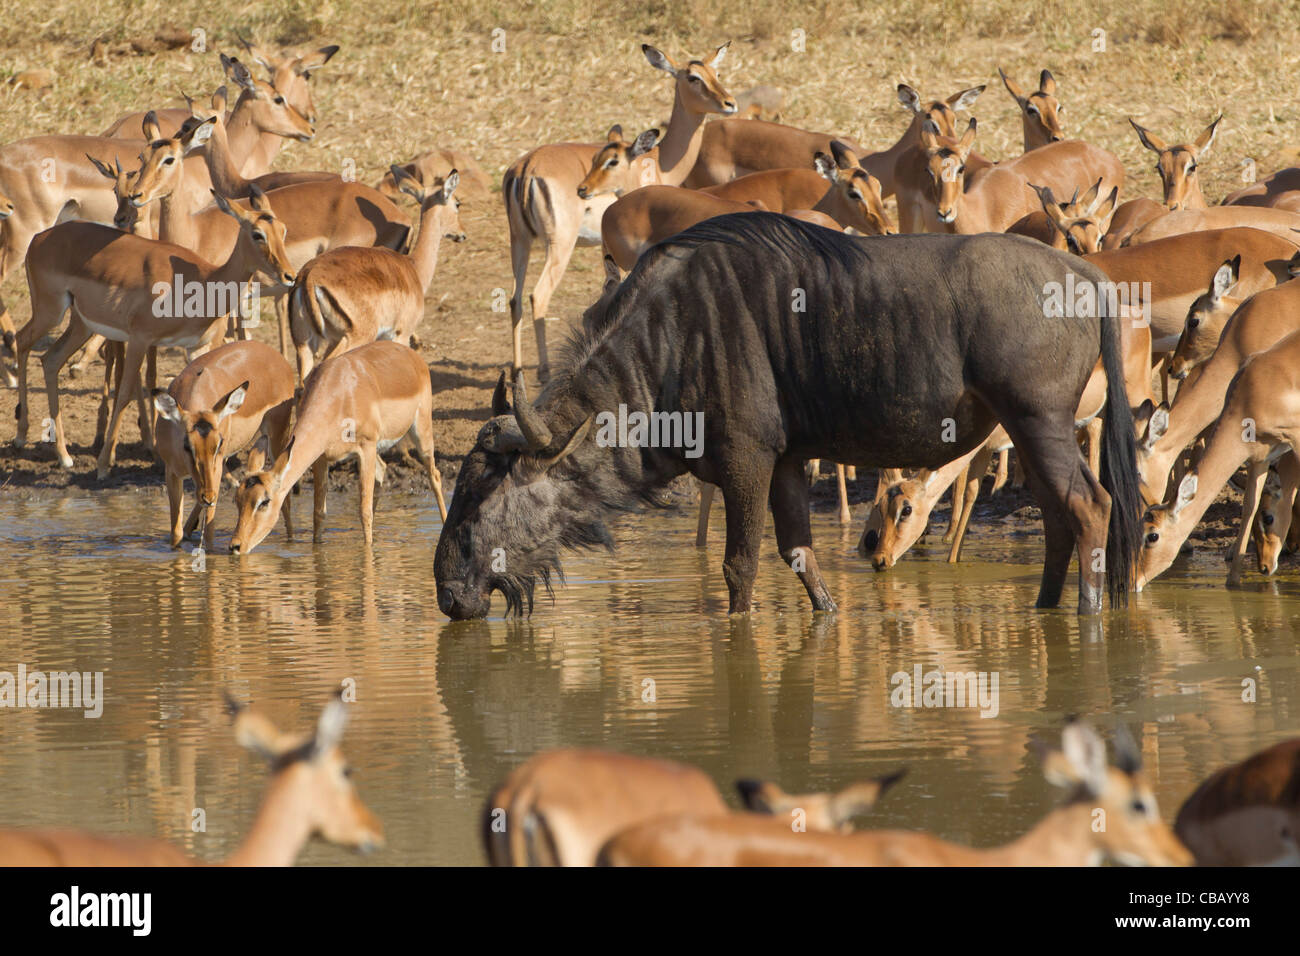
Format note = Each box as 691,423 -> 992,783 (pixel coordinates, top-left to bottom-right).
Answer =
512,372 -> 552,450
491,371 -> 511,416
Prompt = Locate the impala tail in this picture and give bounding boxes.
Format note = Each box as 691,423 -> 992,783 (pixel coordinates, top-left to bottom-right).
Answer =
1100,308 -> 1142,604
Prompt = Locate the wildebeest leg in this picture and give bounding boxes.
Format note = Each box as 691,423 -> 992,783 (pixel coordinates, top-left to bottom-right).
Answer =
1004,416 -> 1112,613
769,456 -> 837,612
719,451 -> 776,614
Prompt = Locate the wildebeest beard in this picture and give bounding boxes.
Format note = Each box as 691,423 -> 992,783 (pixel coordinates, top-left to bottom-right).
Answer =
435,353 -> 680,619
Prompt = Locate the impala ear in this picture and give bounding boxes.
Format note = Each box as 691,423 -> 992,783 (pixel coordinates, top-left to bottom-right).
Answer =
390,163 -> 424,201
948,85 -> 985,111
1094,185 -> 1119,223
1212,255 -> 1241,299
269,437 -> 295,490
1196,114 -> 1223,155
1129,118 -> 1167,154
440,169 -> 460,201
628,129 -> 659,159
153,391 -> 182,423
813,152 -> 838,182
87,154 -> 118,182
1172,473 -> 1198,518
310,693 -> 348,759
897,84 -> 921,113
297,45 -> 340,74
246,183 -> 272,213
998,67 -> 1025,103
222,54 -> 258,92
956,117 -> 977,155
828,139 -> 859,170
182,116 -> 216,152
1039,69 -> 1057,95
643,44 -> 677,76
142,110 -> 162,142
708,41 -> 730,70
606,123 -> 624,143
919,117 -> 942,150
214,381 -> 249,421
827,770 -> 907,829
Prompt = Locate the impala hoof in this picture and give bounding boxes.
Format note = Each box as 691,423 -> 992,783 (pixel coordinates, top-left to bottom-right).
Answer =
59,454 -> 74,469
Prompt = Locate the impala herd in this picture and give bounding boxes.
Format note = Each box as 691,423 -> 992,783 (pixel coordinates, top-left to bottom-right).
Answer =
1,33 -> 1298,867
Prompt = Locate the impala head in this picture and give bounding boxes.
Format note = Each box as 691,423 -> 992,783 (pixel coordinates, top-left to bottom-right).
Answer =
644,41 -> 737,117
389,164 -> 466,241
213,185 -> 297,288
1170,256 -> 1241,378
226,692 -> 384,855
577,126 -> 661,199
920,116 -> 977,223
999,67 -> 1064,148
435,372 -> 598,620
1252,467 -> 1289,575
814,142 -> 894,235
239,35 -> 339,131
219,54 -> 315,142
111,112 -> 216,230
1136,472 -> 1199,590
1033,179 -> 1116,255
735,771 -> 904,833
87,152 -> 138,231
1034,720 -> 1192,866
153,381 -> 248,509
897,82 -> 985,139
1129,115 -> 1221,211
859,472 -> 941,569
1135,401 -> 1173,504
230,440 -> 293,554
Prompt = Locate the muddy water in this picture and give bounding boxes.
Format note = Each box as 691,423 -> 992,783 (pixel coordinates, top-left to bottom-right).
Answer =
2,486 -> 1299,865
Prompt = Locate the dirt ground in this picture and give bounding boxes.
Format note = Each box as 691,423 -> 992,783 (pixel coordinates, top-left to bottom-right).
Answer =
0,0 -> 1287,555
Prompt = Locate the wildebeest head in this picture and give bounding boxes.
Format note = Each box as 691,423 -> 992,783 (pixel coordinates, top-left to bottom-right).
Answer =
435,372 -> 604,620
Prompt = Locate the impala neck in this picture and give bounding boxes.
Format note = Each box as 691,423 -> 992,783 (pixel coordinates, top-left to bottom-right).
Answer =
409,202 -> 448,293
204,117 -> 251,199
977,803 -> 1103,866
223,92 -> 261,175
1159,418 -> 1253,550
1141,370 -> 1230,498
656,96 -> 711,187
222,774 -> 315,867
273,413 -> 335,511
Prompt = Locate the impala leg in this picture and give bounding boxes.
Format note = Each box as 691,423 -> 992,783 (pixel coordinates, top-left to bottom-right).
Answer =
1085,417 -> 1102,478
508,233 -> 531,377
696,480 -> 716,548
40,321 -> 94,469
409,403 -> 449,521
991,449 -> 1009,493
530,237 -> 579,381
137,346 -> 158,453
165,467 -> 187,548
1228,460 -> 1268,588
946,445 -> 991,563
944,465 -> 968,544
770,456 -> 836,612
845,466 -> 857,481
97,338 -> 149,479
202,502 -> 217,551
836,464 -> 850,524
358,439 -> 377,547
93,342 -> 120,453
1274,453 -> 1300,563
277,294 -> 290,357
312,456 -> 329,542
68,333 -> 105,379
267,405 -> 295,540
182,500 -> 204,541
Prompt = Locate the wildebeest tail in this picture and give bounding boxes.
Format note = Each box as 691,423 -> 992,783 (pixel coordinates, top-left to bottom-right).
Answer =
1099,309 -> 1141,606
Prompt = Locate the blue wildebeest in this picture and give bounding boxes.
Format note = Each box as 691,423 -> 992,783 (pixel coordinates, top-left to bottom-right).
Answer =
434,213 -> 1141,618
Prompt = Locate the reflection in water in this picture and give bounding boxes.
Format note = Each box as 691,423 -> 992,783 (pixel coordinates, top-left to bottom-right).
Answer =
0,491 -> 1297,864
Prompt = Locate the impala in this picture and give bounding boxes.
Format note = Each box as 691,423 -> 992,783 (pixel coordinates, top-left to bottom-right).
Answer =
1166,256 -> 1243,378
120,111 -> 411,358
229,339 -> 449,553
896,117 -> 1124,234
0,188 -> 16,387
1102,197 -> 1168,249
1008,180 -> 1116,253
481,749 -> 902,865
1136,281 -> 1300,505
289,167 -> 465,380
14,174 -> 295,479
597,146 -> 891,272
1137,329 -> 1300,589
1128,205 -> 1300,245
998,67 -> 1064,150
597,721 -> 1193,866
1130,115 -> 1221,211
1175,737 -> 1300,866
1249,455 -> 1300,575
101,39 -> 338,176
503,42 -> 736,379
0,693 -> 382,865
1222,168 -> 1300,211
687,82 -> 985,195
153,340 -> 296,549
0,59 -> 317,344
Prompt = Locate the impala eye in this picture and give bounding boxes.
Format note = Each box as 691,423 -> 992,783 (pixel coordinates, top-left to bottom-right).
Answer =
1188,317 -> 1199,329
900,504 -> 913,519
1264,513 -> 1275,526
604,159 -> 618,169
163,157 -> 175,165
256,498 -> 270,511
848,190 -> 861,201
274,96 -> 285,105
1146,531 -> 1160,545
1131,799 -> 1149,815
1026,105 -> 1039,115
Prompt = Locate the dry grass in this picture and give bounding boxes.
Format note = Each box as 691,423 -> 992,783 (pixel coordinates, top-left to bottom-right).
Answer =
3,0 -> 1300,465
